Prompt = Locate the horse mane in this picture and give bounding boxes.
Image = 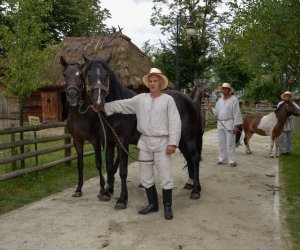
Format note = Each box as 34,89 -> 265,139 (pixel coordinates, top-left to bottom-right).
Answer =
84,59 -> 135,101
275,100 -> 287,114
189,86 -> 197,99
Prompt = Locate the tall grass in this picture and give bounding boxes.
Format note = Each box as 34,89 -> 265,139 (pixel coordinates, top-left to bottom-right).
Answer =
280,133 -> 300,249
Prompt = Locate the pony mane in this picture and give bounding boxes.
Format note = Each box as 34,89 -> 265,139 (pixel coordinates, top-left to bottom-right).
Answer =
275,100 -> 288,114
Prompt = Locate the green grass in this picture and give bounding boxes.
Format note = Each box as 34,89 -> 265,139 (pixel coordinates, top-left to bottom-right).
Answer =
280,132 -> 300,249
0,144 -> 138,215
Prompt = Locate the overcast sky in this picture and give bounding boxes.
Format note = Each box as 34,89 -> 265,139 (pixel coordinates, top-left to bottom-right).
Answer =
101,0 -> 229,49
101,0 -> 165,48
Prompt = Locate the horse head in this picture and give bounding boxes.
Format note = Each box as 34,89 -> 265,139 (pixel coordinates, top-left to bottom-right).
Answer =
83,54 -> 112,111
287,100 -> 300,117
60,56 -> 85,107
276,100 -> 300,117
192,79 -> 210,100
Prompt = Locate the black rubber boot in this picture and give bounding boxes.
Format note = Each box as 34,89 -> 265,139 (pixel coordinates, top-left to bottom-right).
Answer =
138,185 -> 159,215
162,189 -> 173,220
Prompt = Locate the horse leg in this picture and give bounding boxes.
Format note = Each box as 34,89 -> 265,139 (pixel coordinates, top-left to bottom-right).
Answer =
179,140 -> 201,199
244,132 -> 253,154
115,144 -> 129,210
269,139 -> 274,157
104,142 -> 116,198
73,139 -> 84,197
91,140 -> 109,201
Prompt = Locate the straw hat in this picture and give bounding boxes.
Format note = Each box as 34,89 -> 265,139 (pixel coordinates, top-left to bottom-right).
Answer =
280,91 -> 294,99
141,68 -> 169,90
219,83 -> 234,93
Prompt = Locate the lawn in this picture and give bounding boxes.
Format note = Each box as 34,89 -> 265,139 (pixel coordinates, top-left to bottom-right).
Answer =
280,132 -> 300,249
0,143 -> 138,215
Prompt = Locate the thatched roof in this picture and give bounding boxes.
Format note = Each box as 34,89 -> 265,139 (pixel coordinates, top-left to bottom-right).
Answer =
45,32 -> 156,90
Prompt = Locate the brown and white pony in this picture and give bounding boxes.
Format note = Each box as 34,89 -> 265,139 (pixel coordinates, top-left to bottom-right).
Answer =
242,100 -> 300,157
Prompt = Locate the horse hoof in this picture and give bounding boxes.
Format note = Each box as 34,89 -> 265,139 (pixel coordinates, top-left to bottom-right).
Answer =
98,193 -> 111,201
246,151 -> 251,154
190,192 -> 200,199
115,202 -> 127,210
183,183 -> 193,190
72,191 -> 82,197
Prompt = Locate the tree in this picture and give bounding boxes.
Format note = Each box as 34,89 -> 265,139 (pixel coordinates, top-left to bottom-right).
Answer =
222,0 -> 300,101
150,0 -> 228,90
47,0 -> 111,41
214,27 -> 253,91
0,0 -> 53,126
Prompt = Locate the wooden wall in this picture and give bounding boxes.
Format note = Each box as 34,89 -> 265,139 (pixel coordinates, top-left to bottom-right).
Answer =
0,84 -> 19,119
23,88 -> 64,122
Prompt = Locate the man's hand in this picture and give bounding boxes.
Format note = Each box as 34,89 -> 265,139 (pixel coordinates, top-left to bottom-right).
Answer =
166,145 -> 176,155
232,125 -> 238,134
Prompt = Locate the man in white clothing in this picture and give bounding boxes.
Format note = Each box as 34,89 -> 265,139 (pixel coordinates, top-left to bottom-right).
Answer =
104,68 -> 181,220
278,91 -> 294,155
208,83 -> 242,167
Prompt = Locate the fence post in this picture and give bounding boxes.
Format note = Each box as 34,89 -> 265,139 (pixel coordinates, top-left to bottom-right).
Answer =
64,126 -> 71,167
10,123 -> 17,171
34,130 -> 38,166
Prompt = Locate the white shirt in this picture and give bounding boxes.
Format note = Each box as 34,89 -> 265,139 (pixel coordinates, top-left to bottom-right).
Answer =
104,93 -> 182,151
212,95 -> 242,130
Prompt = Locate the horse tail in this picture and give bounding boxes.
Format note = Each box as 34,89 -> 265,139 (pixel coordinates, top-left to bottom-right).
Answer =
236,124 -> 243,147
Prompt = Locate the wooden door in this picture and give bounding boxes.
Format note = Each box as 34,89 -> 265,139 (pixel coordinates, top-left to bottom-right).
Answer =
41,91 -> 59,122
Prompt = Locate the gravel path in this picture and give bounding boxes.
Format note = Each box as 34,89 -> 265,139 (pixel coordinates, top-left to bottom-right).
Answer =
0,129 -> 284,250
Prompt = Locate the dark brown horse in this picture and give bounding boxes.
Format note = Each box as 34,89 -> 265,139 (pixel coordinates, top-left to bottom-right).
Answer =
82,56 -> 202,209
60,56 -> 112,200
242,100 -> 300,157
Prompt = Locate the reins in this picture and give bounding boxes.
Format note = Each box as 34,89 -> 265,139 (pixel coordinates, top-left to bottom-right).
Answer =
96,111 -> 153,163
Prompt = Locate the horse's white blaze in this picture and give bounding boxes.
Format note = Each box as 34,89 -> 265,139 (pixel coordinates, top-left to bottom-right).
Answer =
96,89 -> 101,105
257,112 -> 277,136
75,71 -> 80,76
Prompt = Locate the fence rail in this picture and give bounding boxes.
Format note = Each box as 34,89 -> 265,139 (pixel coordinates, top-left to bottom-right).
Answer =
0,122 -> 93,181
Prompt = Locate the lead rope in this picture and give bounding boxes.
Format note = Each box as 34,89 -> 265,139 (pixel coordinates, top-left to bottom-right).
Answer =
77,104 -> 107,153
97,112 -> 153,163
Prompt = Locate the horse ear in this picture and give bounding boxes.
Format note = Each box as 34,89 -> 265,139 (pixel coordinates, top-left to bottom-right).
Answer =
60,56 -> 68,68
106,53 -> 112,64
82,54 -> 90,64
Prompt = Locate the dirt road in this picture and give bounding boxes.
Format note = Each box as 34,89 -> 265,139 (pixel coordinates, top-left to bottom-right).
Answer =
0,130 -> 284,250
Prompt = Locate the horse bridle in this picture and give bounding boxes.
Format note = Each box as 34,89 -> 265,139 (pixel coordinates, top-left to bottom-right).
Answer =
86,77 -> 110,98
65,78 -> 85,106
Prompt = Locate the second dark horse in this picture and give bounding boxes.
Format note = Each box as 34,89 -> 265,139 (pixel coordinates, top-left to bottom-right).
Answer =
83,56 -> 202,209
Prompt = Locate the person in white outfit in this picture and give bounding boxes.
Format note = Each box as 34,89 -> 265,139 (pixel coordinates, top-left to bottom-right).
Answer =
104,68 -> 181,220
208,83 -> 242,167
278,91 -> 294,155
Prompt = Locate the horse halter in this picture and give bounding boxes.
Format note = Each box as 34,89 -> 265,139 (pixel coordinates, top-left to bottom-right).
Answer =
65,79 -> 85,105
86,77 -> 110,98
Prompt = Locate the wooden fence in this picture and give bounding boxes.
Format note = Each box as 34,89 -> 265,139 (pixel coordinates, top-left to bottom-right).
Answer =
0,122 -> 93,181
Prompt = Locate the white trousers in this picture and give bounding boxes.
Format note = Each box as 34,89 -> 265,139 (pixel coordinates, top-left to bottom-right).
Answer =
218,128 -> 236,164
279,130 -> 293,154
138,149 -> 173,190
